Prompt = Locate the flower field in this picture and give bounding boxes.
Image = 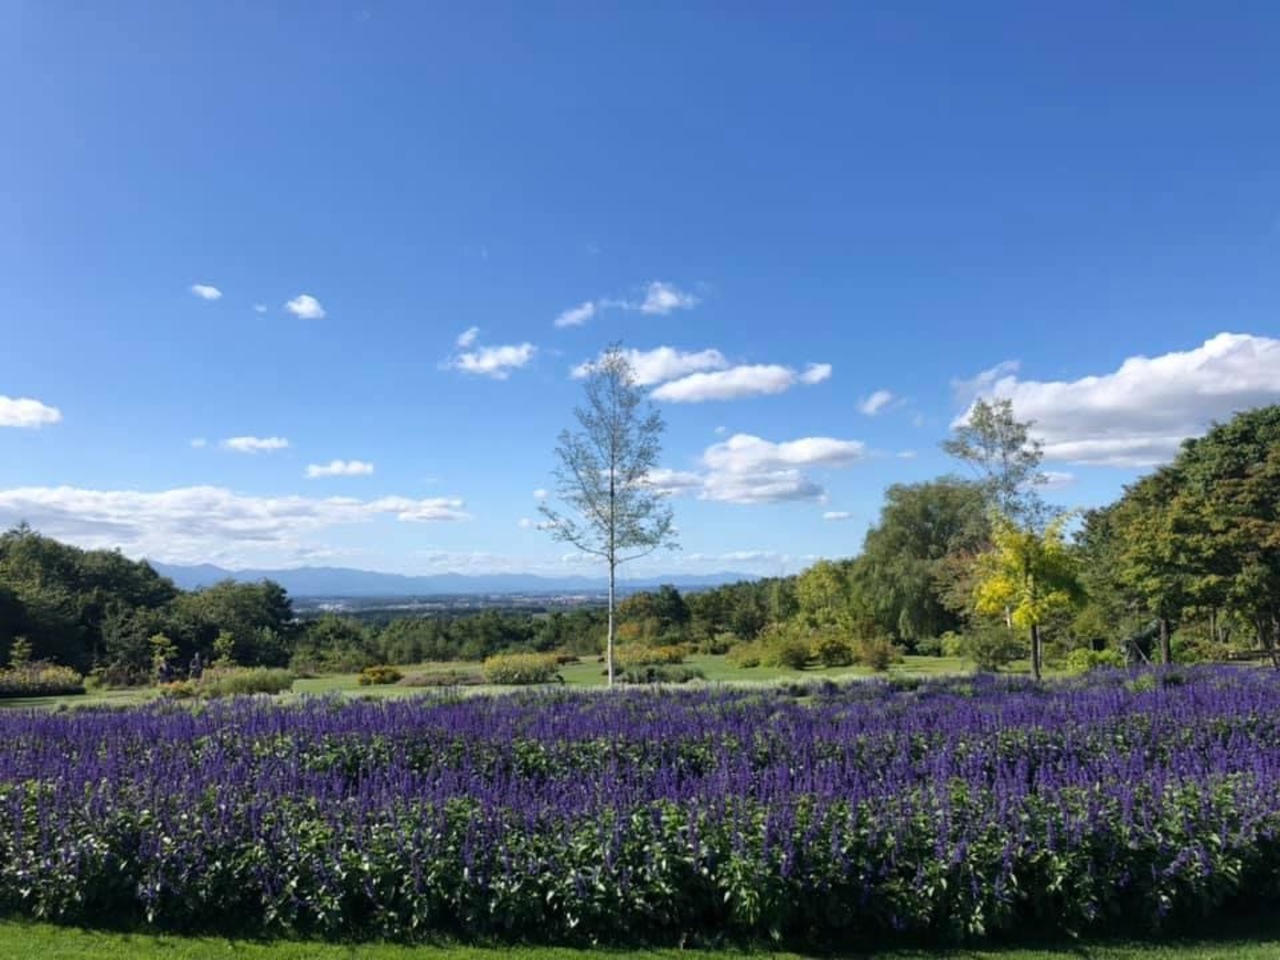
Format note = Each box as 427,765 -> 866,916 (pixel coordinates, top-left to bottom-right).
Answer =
1,670 -> 1279,949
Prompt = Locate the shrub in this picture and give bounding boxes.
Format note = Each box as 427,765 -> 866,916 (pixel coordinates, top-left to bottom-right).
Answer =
962,625 -> 1024,672
357,665 -> 404,686
618,666 -> 706,685
700,632 -> 738,655
914,635 -> 943,657
396,670 -> 486,688
1064,647 -> 1126,675
726,642 -> 763,669
159,680 -> 197,699
940,632 -> 966,658
196,667 -> 295,698
813,632 -> 855,667
764,636 -> 811,671
482,653 -> 561,685
852,635 -> 902,672
0,662 -> 86,699
614,644 -> 686,668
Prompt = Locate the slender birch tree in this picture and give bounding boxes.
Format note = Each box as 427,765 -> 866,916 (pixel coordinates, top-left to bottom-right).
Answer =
540,345 -> 677,685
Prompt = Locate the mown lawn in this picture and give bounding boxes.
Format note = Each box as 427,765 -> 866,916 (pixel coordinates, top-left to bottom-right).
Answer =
0,654 -> 979,711
8,921 -> 1280,960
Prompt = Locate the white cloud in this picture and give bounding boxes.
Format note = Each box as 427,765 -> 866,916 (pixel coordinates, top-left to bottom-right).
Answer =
189,438 -> 208,449
190,284 -> 222,301
533,488 -> 548,500
0,396 -> 61,429
799,363 -> 833,386
553,281 -> 699,328
0,485 -> 469,567
572,346 -> 729,386
306,459 -> 375,478
451,342 -> 536,379
517,516 -> 557,531
646,433 -> 867,506
253,304 -> 267,314
958,333 -> 1280,467
858,389 -> 894,416
638,281 -> 699,315
898,450 -> 918,459
221,436 -> 290,454
822,511 -> 854,521
714,425 -> 727,435
704,434 -> 867,473
554,301 -> 596,328
651,363 -> 831,403
284,294 -> 326,320
1042,470 -> 1076,489
456,326 -> 480,348
645,468 -> 706,497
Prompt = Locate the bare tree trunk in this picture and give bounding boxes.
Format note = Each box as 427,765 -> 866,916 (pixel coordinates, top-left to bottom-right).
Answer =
1267,614 -> 1280,671
1030,623 -> 1042,682
606,560 -> 616,687
1158,617 -> 1172,666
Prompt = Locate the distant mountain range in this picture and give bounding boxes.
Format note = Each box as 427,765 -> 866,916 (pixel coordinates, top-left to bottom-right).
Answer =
149,562 -> 755,597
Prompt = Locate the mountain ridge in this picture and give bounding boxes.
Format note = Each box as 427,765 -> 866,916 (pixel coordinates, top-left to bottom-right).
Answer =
148,561 -> 756,597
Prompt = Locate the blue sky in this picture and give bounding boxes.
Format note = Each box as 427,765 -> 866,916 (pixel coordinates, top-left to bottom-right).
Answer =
2,1 -> 1279,579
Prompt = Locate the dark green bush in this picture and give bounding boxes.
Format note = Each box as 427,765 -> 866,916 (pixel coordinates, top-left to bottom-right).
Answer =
853,635 -> 902,672
962,625 -> 1024,672
813,632 -> 855,667
396,670 -> 485,688
618,665 -> 706,685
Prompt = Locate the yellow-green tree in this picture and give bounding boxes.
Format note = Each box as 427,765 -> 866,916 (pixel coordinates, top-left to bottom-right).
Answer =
973,514 -> 1082,680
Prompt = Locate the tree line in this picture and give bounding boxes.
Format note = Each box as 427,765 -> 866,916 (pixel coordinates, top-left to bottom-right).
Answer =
3,402 -> 1277,680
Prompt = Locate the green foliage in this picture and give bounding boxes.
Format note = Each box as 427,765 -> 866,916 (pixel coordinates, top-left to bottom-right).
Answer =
482,653 -> 561,685
168,667 -> 294,699
0,662 -> 85,698
356,665 -> 404,686
1064,647 -> 1127,674
914,635 -> 943,656
812,631 -> 854,667
618,665 -> 706,685
851,634 -> 901,672
212,630 -> 237,668
940,631 -> 966,657
761,630 -> 811,670
148,633 -> 178,678
855,479 -> 990,643
396,670 -> 485,688
613,644 -> 686,668
961,624 -> 1025,672
6,636 -> 32,669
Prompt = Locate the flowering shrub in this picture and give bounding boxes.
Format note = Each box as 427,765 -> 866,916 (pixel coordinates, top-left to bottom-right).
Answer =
613,644 -> 686,668
0,662 -> 85,698
356,665 -> 403,686
482,653 -> 560,685
1,669 -> 1280,949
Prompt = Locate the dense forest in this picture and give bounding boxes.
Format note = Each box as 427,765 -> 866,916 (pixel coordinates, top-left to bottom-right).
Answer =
1,403 -> 1277,682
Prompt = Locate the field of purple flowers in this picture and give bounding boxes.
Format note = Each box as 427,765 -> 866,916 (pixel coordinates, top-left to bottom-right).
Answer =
0,669 -> 1278,949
